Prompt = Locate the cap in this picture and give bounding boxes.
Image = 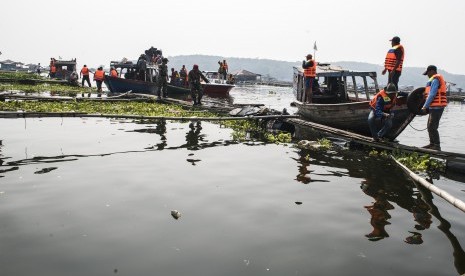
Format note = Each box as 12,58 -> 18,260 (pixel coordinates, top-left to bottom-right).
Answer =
385,83 -> 398,93
422,65 -> 437,75
306,54 -> 312,59
193,64 -> 199,70
390,36 -> 400,43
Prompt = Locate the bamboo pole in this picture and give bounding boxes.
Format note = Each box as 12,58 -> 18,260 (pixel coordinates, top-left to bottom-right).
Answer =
392,156 -> 465,213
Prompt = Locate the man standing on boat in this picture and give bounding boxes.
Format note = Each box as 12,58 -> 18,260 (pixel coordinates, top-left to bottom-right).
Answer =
382,36 -> 404,90
80,65 -> 92,88
188,64 -> 209,105
368,83 -> 407,142
302,54 -> 316,103
421,65 -> 448,151
157,58 -> 169,99
180,65 -> 188,87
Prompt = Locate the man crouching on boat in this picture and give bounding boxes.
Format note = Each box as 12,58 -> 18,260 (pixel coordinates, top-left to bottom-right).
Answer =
368,83 -> 407,142
188,64 -> 210,105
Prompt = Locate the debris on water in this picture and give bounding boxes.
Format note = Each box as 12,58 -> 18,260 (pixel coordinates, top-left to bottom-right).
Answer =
188,153 -> 194,156
404,231 -> 423,244
34,167 -> 58,174
171,210 -> 181,220
243,259 -> 250,266
186,159 -> 201,165
297,140 -> 321,150
295,201 -> 303,205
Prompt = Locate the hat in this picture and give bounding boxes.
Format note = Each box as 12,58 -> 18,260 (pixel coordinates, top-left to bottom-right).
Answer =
385,83 -> 398,93
306,54 -> 312,59
193,64 -> 199,70
422,65 -> 437,75
390,36 -> 400,43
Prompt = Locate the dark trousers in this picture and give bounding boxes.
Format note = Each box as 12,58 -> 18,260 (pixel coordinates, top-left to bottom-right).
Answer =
190,83 -> 203,104
82,75 -> 91,87
96,80 -> 103,92
388,70 -> 401,90
427,108 -> 444,146
158,78 -> 167,97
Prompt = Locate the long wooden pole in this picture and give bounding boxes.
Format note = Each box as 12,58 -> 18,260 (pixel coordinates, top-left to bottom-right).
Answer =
392,156 -> 465,213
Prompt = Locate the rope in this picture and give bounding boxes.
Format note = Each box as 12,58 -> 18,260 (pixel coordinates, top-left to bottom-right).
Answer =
408,123 -> 427,131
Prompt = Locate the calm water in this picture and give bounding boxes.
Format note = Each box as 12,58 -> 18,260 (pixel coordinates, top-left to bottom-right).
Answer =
1,86 -> 465,275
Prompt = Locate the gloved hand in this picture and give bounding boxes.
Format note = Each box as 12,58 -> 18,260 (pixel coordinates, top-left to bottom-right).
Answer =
419,107 -> 429,116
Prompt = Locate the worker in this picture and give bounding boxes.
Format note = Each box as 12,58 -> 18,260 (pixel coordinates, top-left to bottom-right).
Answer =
421,65 -> 448,151
157,58 -> 169,99
382,36 -> 404,90
49,64 -> 57,78
180,65 -> 188,87
302,54 -> 317,103
80,65 -> 92,87
93,66 -> 105,97
217,61 -> 224,81
188,64 -> 210,105
222,59 -> 228,80
368,83 -> 407,142
110,67 -> 118,77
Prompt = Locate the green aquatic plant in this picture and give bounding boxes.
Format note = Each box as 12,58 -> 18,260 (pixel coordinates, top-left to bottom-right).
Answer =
264,132 -> 292,144
368,149 -> 389,158
394,152 -> 445,173
317,138 -> 332,150
0,83 -> 96,95
0,71 -> 44,80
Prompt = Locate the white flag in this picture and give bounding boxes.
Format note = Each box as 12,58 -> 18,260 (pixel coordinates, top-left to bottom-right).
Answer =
313,41 -> 318,51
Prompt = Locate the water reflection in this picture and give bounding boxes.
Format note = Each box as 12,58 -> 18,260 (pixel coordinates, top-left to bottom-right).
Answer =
415,184 -> 465,274
185,121 -> 203,150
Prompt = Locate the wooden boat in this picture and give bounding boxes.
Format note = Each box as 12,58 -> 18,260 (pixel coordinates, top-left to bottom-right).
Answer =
201,71 -> 235,96
105,75 -> 158,94
292,65 -> 417,141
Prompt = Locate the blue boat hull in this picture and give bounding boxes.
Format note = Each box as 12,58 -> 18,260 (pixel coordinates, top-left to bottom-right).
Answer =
105,76 -> 158,94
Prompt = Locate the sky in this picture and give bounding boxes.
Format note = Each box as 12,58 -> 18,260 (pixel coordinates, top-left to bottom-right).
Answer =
2,0 -> 465,75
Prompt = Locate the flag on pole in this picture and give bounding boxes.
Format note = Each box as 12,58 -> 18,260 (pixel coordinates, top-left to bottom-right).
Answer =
313,41 -> 318,51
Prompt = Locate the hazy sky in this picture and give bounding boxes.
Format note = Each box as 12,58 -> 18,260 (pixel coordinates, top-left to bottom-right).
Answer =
2,0 -> 465,74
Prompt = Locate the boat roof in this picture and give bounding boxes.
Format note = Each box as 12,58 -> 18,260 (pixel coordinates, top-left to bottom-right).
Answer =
294,64 -> 377,78
54,60 -> 77,66
110,60 -> 158,69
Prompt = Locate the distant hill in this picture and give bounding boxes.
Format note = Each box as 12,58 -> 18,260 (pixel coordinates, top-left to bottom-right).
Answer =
166,55 -> 465,91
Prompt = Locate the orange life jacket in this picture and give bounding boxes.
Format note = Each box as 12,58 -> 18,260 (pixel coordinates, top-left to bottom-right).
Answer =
303,59 -> 316,77
94,70 -> 105,81
110,69 -> 118,77
384,44 -> 404,72
369,89 -> 395,111
50,66 -> 56,73
424,74 -> 447,108
223,63 -> 228,71
81,67 -> 89,76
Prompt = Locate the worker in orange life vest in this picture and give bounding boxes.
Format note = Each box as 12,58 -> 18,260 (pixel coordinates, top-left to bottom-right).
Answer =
93,67 -> 105,96
382,36 -> 404,90
110,67 -> 118,77
302,54 -> 317,103
80,65 -> 91,87
49,64 -> 57,78
420,65 -> 448,151
368,83 -> 408,142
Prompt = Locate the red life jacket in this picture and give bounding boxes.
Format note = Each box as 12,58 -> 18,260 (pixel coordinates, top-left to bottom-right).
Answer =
424,74 -> 447,108
303,59 -> 316,77
50,66 -> 56,73
81,67 -> 89,76
110,69 -> 118,77
94,70 -> 105,81
369,90 -> 395,111
384,44 -> 404,72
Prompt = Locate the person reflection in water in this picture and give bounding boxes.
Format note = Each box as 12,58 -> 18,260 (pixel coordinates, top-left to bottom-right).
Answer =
154,120 -> 167,150
185,121 -> 202,150
361,182 -> 393,241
